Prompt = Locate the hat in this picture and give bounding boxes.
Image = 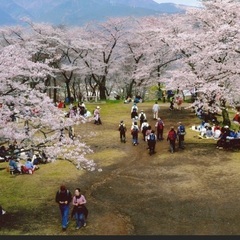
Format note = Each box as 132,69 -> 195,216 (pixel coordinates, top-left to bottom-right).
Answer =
224,125 -> 229,128
120,120 -> 123,123
141,110 -> 144,112
96,106 -> 100,109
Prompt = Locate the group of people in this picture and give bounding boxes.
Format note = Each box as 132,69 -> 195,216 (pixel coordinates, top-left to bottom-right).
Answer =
117,101 -> 186,154
193,121 -> 240,149
55,185 -> 88,231
216,125 -> 240,149
192,121 -> 222,139
66,101 -> 92,119
189,97 -> 221,125
8,157 -> 40,175
167,123 -> 186,153
190,106 -> 240,149
168,94 -> 184,111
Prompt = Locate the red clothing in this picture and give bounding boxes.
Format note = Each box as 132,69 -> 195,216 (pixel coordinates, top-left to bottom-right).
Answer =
233,114 -> 240,123
58,101 -> 64,108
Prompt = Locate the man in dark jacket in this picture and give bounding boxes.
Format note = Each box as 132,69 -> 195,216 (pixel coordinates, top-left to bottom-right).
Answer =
55,185 -> 72,231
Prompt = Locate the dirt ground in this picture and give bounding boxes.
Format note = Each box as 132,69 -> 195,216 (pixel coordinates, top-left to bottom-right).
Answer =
64,102 -> 240,235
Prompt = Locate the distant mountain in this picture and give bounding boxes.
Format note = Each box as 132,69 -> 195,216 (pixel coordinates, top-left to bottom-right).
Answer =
0,0 -> 187,27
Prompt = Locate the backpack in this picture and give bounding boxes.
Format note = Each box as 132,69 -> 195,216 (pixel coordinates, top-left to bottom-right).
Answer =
142,125 -> 148,133
140,113 -> 145,121
119,124 -> 125,132
132,107 -> 137,113
179,125 -> 186,135
131,126 -> 138,135
157,121 -> 164,130
148,134 -> 156,142
168,130 -> 176,140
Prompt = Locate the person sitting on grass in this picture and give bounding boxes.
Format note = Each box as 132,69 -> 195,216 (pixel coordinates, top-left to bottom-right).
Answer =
25,158 -> 38,174
9,157 -> 21,174
205,126 -> 214,139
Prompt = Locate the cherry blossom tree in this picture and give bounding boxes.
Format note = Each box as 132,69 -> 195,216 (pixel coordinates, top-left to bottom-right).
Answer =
159,0 -> 240,125
0,41 -> 99,171
78,18 -> 129,100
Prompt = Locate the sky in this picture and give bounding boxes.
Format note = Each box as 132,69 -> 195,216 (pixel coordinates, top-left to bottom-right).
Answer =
153,0 -> 202,7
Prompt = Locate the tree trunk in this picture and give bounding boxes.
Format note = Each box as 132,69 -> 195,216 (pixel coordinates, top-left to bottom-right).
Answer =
220,98 -> 231,127
99,83 -> 106,100
53,78 -> 57,104
126,80 -> 135,98
222,108 -> 231,127
66,80 -> 71,100
98,77 -> 107,100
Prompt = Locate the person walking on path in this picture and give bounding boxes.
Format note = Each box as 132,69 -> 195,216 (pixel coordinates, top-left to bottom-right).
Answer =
141,119 -> 149,141
155,118 -> 165,141
167,126 -> 177,153
131,122 -> 139,146
131,103 -> 138,121
177,122 -> 186,149
147,130 -> 157,155
118,120 -> 127,143
169,96 -> 175,110
152,101 -> 160,120
71,188 -> 88,230
138,110 -> 147,128
55,185 -> 72,231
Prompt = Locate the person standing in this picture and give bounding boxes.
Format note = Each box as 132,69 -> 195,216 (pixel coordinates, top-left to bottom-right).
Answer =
72,188 -> 88,230
55,185 -> 72,231
152,101 -> 160,120
167,126 -> 177,153
118,120 -> 127,143
177,122 -> 186,149
169,96 -> 175,110
94,106 -> 102,125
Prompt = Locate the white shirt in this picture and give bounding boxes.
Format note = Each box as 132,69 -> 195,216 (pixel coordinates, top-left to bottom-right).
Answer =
152,103 -> 160,112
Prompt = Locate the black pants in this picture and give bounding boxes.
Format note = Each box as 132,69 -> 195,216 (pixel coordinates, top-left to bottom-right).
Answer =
157,129 -> 164,140
178,135 -> 184,148
120,132 -> 126,142
94,118 -> 102,125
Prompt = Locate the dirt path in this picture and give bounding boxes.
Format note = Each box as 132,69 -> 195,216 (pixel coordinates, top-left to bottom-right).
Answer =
68,102 -> 240,235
